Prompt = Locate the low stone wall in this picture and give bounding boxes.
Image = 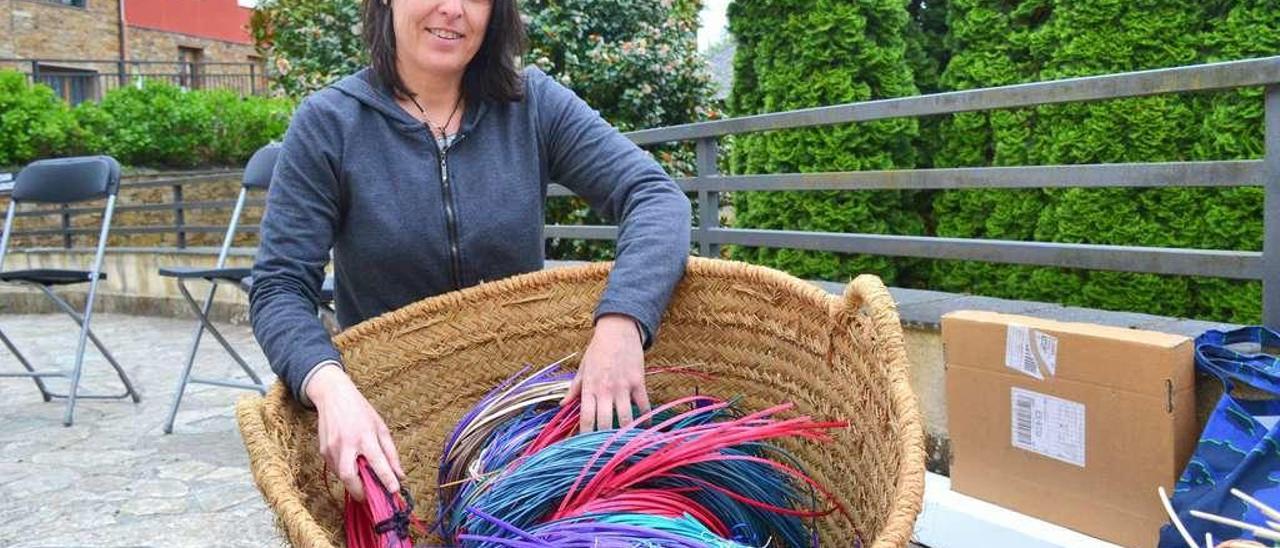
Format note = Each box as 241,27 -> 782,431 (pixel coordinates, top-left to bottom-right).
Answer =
0,247 -> 258,324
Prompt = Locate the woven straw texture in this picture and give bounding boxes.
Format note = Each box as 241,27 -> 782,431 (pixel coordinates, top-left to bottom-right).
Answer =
236,258 -> 925,547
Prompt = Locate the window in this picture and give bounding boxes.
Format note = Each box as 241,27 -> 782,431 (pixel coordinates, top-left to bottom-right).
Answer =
42,0 -> 86,7
178,47 -> 204,89
35,65 -> 99,105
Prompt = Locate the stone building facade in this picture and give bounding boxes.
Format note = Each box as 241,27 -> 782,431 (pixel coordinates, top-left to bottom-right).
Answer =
1,0 -> 262,102
1,0 -> 123,60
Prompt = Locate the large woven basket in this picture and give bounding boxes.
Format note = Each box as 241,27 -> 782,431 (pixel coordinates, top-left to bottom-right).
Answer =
236,258 -> 925,547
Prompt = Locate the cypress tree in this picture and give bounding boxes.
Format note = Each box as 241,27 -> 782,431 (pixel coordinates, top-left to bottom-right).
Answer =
929,0 -> 1277,322
726,0 -> 924,285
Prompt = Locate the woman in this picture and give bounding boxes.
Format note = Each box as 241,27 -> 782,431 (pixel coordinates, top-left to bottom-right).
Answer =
248,0 -> 691,503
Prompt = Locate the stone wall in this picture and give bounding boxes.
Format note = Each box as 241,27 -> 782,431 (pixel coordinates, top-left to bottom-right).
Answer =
0,248 -> 259,323
3,0 -> 122,62
0,173 -> 258,249
1,1 -> 264,93
128,27 -> 258,65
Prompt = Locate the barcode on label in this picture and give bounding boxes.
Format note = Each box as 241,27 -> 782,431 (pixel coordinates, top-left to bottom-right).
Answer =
1014,392 -> 1035,446
1009,387 -> 1086,467
1019,351 -> 1037,376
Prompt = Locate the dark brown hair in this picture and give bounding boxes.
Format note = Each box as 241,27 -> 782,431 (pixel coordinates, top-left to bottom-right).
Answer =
361,0 -> 527,103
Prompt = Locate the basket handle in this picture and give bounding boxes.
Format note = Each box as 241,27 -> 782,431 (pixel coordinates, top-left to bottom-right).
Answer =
837,274 -> 901,333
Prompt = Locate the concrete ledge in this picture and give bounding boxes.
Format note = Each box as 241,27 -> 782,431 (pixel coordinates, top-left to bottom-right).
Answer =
915,472 -> 1121,548
806,280 -> 1238,338
0,247 -> 258,325
0,290 -> 251,325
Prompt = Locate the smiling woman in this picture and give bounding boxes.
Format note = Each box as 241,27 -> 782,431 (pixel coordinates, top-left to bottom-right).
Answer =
363,0 -> 525,110
247,0 -> 692,523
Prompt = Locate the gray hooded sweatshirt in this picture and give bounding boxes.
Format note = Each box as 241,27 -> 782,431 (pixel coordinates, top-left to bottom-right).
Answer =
248,66 -> 691,401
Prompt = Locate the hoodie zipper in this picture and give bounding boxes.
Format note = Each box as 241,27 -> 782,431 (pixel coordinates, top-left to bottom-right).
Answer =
436,134 -> 466,290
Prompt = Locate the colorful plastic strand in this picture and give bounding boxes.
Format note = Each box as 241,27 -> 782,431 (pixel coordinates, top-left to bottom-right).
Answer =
426,359 -> 859,547
343,456 -> 426,548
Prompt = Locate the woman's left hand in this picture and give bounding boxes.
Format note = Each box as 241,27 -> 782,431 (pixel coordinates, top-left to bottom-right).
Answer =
562,313 -> 651,432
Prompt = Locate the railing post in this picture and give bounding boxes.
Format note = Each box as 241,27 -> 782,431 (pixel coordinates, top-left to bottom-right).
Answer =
695,137 -> 721,258
117,60 -> 127,89
30,61 -> 40,85
249,63 -> 257,95
1265,85 -> 1280,329
173,183 -> 187,249
60,204 -> 72,249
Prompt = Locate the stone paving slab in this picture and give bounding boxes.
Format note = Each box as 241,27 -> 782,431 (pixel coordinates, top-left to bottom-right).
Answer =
0,313 -> 284,547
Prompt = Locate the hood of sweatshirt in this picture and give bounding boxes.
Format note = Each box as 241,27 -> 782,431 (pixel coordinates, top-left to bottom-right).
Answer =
330,68 -> 492,138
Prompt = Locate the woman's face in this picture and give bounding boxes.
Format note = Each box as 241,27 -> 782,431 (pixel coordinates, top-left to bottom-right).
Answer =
392,0 -> 492,80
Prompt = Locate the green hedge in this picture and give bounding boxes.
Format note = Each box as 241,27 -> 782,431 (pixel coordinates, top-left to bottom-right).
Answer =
0,71 -> 80,167
0,71 -> 294,169
725,0 -> 924,286
928,0 -> 1279,324
718,0 -> 1278,323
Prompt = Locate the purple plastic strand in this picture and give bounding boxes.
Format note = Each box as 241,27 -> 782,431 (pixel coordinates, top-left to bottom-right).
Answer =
463,506 -> 546,543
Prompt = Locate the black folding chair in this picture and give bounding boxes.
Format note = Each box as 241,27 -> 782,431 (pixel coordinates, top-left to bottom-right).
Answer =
0,155 -> 141,427
161,143 -> 334,433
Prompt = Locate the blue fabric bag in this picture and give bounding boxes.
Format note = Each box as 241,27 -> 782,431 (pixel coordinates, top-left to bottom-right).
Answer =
1159,326 -> 1280,546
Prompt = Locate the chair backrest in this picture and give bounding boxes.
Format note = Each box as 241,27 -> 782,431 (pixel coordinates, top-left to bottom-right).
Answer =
0,155 -> 122,274
210,143 -> 283,266
13,156 -> 121,204
242,142 -> 281,191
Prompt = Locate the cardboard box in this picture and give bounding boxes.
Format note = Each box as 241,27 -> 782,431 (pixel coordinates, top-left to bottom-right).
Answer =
943,310 -> 1197,547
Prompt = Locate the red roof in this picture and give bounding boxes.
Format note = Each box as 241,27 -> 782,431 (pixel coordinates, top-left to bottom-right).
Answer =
125,0 -> 254,45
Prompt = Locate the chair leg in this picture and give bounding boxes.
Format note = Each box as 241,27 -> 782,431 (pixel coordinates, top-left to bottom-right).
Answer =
166,278 -> 225,433
35,286 -> 141,427
166,279 -> 265,434
319,304 -> 339,336
38,286 -> 140,402
0,327 -> 54,402
176,280 -> 264,386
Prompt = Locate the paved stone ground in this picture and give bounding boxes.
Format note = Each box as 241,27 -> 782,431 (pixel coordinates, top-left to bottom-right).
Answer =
0,313 -> 285,547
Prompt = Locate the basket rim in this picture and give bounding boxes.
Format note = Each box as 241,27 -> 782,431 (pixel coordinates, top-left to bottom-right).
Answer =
237,257 -> 925,547
330,257 -> 835,350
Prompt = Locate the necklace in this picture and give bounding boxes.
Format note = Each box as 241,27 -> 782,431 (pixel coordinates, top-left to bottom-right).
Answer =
408,93 -> 463,140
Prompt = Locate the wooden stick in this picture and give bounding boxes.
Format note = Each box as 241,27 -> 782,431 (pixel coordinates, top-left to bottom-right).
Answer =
438,468 -> 502,489
1190,510 -> 1280,542
1230,488 -> 1280,524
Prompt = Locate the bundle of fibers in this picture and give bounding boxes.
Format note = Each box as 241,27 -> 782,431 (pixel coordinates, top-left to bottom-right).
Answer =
344,456 -> 427,548
434,358 -> 855,547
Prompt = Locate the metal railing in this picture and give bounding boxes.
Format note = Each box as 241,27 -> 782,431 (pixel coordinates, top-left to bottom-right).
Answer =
600,55 -> 1279,326
1,56 -> 1277,324
1,58 -> 266,104
0,170 -> 249,249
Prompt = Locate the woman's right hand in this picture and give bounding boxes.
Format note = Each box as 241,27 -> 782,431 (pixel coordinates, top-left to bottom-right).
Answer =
305,365 -> 405,502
